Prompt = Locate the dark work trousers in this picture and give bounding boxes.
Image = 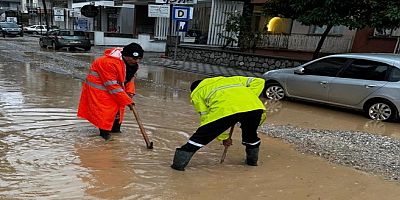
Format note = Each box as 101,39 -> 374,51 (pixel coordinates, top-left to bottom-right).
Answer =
180,109 -> 263,152
99,111 -> 121,135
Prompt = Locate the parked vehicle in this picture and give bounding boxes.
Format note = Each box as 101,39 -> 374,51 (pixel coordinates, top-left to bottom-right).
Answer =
39,30 -> 91,51
23,25 -> 47,35
0,22 -> 23,37
262,53 -> 400,121
23,25 -> 59,35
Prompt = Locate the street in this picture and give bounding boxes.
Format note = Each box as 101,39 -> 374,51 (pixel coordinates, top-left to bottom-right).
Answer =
0,36 -> 400,199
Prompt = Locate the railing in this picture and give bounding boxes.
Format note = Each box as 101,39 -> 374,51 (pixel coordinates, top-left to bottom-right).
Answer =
394,37 -> 400,54
259,34 -> 354,53
259,34 -> 289,49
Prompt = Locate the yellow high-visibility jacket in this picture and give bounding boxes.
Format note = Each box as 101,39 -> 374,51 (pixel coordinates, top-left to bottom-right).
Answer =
190,76 -> 267,140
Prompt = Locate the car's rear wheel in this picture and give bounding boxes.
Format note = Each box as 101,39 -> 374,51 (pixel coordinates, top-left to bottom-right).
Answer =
52,42 -> 60,50
39,40 -> 47,48
263,82 -> 285,100
366,100 -> 398,121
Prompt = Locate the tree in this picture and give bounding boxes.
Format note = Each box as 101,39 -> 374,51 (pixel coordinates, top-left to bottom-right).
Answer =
218,12 -> 262,51
264,0 -> 400,59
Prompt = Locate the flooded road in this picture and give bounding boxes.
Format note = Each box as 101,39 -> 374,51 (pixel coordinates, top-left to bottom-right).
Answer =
0,37 -> 400,199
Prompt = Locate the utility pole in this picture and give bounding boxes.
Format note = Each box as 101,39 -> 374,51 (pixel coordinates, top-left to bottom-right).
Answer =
41,0 -> 49,34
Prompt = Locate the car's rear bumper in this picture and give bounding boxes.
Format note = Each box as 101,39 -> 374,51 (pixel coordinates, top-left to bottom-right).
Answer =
3,31 -> 22,35
57,40 -> 91,48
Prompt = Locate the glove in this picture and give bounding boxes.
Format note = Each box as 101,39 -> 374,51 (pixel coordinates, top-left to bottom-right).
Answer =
127,93 -> 135,99
217,131 -> 229,141
222,138 -> 232,147
128,103 -> 135,110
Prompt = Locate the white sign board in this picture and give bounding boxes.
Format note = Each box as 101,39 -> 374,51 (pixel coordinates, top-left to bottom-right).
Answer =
53,8 -> 64,16
69,9 -> 82,17
54,16 -> 65,22
155,0 -> 197,5
148,4 -> 170,18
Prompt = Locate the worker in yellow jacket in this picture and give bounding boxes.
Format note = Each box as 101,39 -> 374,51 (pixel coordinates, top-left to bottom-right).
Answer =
171,76 -> 266,171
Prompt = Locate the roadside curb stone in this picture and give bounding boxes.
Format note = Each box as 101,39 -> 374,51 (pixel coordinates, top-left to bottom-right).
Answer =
142,57 -> 263,78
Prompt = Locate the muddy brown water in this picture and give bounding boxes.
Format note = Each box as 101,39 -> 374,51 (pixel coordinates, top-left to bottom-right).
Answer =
0,51 -> 400,199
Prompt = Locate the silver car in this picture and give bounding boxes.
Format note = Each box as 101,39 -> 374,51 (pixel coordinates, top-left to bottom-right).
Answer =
262,53 -> 400,121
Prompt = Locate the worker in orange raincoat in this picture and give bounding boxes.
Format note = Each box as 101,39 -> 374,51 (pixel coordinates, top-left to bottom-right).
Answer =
77,43 -> 144,141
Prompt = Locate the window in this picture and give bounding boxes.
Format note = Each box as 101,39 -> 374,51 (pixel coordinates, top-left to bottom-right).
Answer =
1,23 -> 18,28
310,25 -> 344,35
374,28 -> 400,37
59,31 -> 71,36
388,67 -> 400,82
73,31 -> 85,36
303,58 -> 348,77
338,59 -> 390,81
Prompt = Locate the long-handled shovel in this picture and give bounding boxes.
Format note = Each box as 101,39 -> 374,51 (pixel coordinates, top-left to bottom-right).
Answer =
220,125 -> 235,163
130,105 -> 154,149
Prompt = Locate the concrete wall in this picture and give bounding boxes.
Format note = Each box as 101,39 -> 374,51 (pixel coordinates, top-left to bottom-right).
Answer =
167,45 -> 305,73
291,20 -> 356,37
351,28 -> 397,53
94,32 -> 166,52
291,21 -> 309,34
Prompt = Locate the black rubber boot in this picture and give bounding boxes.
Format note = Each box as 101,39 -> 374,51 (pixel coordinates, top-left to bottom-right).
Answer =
245,147 -> 259,166
171,148 -> 195,171
99,130 -> 112,141
111,122 -> 121,133
111,115 -> 121,133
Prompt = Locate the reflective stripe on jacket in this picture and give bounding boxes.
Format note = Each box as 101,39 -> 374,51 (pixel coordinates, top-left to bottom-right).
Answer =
77,48 -> 134,130
190,76 -> 266,139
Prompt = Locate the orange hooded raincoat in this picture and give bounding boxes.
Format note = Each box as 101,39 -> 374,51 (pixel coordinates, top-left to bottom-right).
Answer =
77,48 -> 135,130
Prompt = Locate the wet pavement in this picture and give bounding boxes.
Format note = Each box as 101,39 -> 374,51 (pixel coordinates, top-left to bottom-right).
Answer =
0,37 -> 400,199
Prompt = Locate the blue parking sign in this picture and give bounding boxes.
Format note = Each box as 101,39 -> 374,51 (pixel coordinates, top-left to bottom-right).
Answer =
172,6 -> 190,21
176,20 -> 188,32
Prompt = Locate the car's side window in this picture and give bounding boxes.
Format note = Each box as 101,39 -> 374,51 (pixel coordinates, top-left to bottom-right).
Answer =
339,59 -> 389,81
388,67 -> 400,82
303,58 -> 348,77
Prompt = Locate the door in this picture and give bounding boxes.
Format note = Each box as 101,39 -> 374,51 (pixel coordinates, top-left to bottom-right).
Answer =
286,57 -> 348,102
328,59 -> 390,106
